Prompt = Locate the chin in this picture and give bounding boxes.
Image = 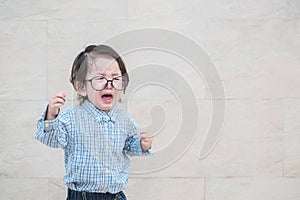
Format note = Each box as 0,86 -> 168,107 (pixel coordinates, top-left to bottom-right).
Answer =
98,103 -> 113,111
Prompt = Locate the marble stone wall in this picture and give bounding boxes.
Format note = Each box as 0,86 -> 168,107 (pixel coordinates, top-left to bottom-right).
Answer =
0,0 -> 299,199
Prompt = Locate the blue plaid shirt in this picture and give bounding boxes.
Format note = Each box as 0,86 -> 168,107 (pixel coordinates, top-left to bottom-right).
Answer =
35,100 -> 150,193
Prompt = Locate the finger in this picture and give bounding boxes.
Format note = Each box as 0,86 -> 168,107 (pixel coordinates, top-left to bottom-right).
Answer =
50,97 -> 65,106
141,135 -> 152,140
140,132 -> 153,138
53,92 -> 66,102
55,97 -> 66,104
141,137 -> 153,143
141,139 -> 151,145
56,92 -> 66,98
140,135 -> 154,140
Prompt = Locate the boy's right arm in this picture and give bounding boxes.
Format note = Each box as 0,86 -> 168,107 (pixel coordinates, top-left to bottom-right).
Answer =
35,92 -> 69,148
45,92 -> 66,120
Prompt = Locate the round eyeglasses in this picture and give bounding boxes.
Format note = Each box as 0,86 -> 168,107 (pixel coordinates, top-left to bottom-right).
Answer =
85,75 -> 127,91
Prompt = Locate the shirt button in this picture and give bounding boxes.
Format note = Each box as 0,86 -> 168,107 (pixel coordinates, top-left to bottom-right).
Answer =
45,123 -> 49,128
97,117 -> 101,121
105,169 -> 109,174
104,122 -> 109,126
101,188 -> 106,193
105,145 -> 110,150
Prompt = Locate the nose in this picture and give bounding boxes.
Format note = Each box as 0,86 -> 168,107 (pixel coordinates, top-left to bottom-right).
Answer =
105,80 -> 113,89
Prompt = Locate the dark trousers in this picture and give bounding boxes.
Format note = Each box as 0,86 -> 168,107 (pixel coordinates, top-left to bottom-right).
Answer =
66,188 -> 127,200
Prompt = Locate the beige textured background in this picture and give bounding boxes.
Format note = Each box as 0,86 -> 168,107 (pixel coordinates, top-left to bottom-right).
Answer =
0,0 -> 300,199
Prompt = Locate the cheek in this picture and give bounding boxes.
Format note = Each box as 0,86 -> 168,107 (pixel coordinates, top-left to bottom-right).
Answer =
86,87 -> 100,100
113,91 -> 122,102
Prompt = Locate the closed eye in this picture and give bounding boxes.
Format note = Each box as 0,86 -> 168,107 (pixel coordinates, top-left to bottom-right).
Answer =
113,76 -> 122,80
94,76 -> 106,80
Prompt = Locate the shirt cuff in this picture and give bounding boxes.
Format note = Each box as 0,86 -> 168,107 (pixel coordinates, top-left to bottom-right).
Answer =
43,118 -> 59,132
39,106 -> 59,132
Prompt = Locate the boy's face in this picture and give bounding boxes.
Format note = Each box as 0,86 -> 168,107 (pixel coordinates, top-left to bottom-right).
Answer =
83,56 -> 123,112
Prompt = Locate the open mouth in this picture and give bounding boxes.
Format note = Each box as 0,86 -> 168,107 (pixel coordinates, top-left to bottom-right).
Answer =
101,94 -> 113,104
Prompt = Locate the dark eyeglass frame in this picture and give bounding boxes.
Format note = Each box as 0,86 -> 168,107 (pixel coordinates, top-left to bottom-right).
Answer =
85,75 -> 128,91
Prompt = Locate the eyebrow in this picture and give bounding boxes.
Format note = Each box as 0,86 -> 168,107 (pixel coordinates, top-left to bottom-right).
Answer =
95,73 -> 122,77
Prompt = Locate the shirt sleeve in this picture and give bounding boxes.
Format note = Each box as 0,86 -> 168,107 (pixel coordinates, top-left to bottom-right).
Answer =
35,106 -> 70,149
123,116 -> 152,156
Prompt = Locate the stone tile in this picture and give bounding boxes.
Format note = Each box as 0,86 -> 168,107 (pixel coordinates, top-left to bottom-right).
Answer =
206,177 -> 300,200
284,99 -> 300,176
130,100 -> 283,177
126,178 -> 204,200
197,100 -> 283,177
285,0 -> 300,19
0,125 -> 65,178
204,19 -> 300,99
124,17 -> 207,46
0,178 -> 49,200
0,100 -> 47,127
122,48 -> 207,100
127,0 -> 286,20
127,99 -> 205,150
126,98 -> 208,175
49,178 -> 67,200
0,0 -> 126,20
0,101 -> 65,178
0,20 -> 47,100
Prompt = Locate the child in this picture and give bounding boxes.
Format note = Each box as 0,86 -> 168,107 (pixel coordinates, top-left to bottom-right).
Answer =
35,44 -> 153,200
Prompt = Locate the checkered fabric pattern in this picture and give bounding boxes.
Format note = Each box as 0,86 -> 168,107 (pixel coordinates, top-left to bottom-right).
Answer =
35,100 -> 150,193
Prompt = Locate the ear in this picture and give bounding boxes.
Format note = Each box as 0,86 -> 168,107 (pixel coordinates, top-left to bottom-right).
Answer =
76,82 -> 87,97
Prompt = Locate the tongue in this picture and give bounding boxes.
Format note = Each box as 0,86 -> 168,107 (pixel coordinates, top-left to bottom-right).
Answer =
102,95 -> 113,104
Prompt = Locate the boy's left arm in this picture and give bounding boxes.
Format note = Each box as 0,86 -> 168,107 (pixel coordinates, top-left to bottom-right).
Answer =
123,118 -> 153,156
124,131 -> 153,156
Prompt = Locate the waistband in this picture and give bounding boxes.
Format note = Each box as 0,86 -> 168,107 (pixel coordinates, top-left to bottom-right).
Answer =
67,188 -> 126,200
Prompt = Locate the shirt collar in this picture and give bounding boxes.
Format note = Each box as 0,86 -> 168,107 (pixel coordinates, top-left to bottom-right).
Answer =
81,100 -> 117,123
